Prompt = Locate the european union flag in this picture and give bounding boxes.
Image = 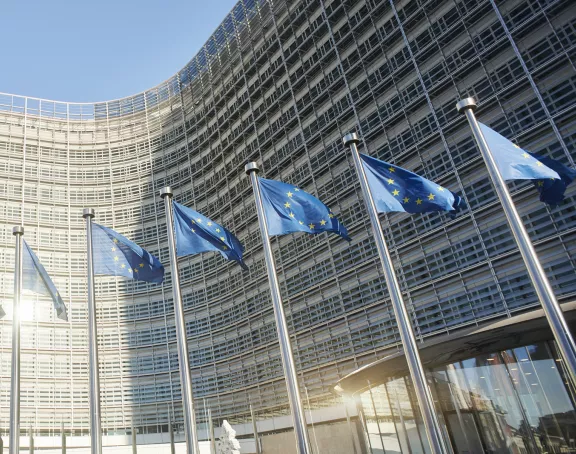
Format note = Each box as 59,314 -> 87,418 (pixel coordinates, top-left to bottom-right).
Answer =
360,154 -> 463,214
92,223 -> 164,284
173,201 -> 248,270
23,241 -> 68,321
258,177 -> 351,241
478,122 -> 561,182
530,153 -> 576,205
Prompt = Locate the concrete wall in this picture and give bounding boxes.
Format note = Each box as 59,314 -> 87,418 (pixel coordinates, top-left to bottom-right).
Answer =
0,403 -> 361,454
0,438 -> 255,454
260,419 -> 365,454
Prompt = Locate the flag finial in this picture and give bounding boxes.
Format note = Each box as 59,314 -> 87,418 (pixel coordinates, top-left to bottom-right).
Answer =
82,208 -> 95,219
12,226 -> 24,235
456,97 -> 477,113
245,162 -> 259,174
160,186 -> 173,198
343,133 -> 360,146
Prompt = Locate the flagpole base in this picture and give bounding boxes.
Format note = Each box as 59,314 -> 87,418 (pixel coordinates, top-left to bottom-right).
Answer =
456,97 -> 477,113
160,187 -> 173,198
82,208 -> 95,219
343,133 -> 360,146
12,226 -> 24,235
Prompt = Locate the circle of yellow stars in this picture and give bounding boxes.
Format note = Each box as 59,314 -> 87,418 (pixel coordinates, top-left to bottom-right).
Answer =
284,187 -> 336,231
110,237 -> 146,274
189,217 -> 229,251
382,171 -> 446,208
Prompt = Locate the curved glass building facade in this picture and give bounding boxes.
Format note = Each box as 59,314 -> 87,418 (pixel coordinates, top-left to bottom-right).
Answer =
1,0 -> 575,445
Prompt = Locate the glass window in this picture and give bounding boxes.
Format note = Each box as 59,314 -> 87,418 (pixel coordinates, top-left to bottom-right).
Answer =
358,341 -> 576,453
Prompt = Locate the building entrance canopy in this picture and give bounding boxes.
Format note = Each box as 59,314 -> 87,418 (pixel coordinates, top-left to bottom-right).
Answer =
337,305 -> 576,453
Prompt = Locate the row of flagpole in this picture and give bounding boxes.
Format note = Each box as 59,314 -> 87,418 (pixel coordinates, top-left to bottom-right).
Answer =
7,96 -> 576,454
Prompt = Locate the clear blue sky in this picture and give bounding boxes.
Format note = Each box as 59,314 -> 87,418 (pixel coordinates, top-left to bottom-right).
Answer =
1,0 -> 238,102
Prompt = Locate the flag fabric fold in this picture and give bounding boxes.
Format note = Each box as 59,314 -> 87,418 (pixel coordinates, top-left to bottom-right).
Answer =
92,223 -> 164,284
258,177 -> 351,241
478,122 -> 561,181
173,201 -> 248,270
478,122 -> 576,205
529,153 -> 576,205
360,153 -> 463,214
22,240 -> 68,321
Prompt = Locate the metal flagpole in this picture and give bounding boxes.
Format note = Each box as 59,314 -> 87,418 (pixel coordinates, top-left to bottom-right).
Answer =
29,427 -> 33,454
83,208 -> 103,454
160,187 -> 200,454
203,399 -> 209,442
61,422 -> 66,454
250,405 -> 261,454
303,387 -> 320,454
208,409 -> 216,454
131,426 -> 137,454
245,162 -> 312,454
9,226 -> 24,454
457,97 -> 576,385
343,134 -> 450,454
344,404 -> 358,454
168,414 -> 175,454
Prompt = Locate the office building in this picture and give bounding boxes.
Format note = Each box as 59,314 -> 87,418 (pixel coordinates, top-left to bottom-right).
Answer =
0,0 -> 575,451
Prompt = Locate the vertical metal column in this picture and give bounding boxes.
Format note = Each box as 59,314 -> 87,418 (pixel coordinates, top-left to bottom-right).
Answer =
160,187 -> 200,454
344,405 -> 359,454
9,226 -> 24,454
245,162 -> 312,454
169,416 -> 176,454
28,428 -> 33,454
208,409 -> 216,454
303,387 -> 320,454
457,97 -> 576,386
83,208 -> 103,454
131,426 -> 137,454
61,422 -> 66,454
343,134 -> 450,454
250,405 -> 261,454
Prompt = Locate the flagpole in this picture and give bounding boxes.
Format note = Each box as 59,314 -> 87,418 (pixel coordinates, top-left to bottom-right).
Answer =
208,409 -> 216,454
342,135 -> 449,454
168,413 -> 175,454
245,163 -> 312,454
456,97 -> 576,385
61,422 -> 66,454
82,208 -> 103,454
160,187 -> 200,454
9,226 -> 24,454
250,405 -> 261,454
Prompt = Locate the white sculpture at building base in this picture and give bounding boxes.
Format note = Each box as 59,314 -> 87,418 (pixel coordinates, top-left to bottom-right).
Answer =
217,420 -> 241,454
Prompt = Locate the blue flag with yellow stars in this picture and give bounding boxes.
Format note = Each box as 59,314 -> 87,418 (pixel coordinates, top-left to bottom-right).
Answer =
529,153 -> 576,205
22,241 -> 68,321
92,223 -> 164,284
258,177 -> 351,241
360,154 -> 463,214
173,201 -> 248,270
478,122 -> 561,182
